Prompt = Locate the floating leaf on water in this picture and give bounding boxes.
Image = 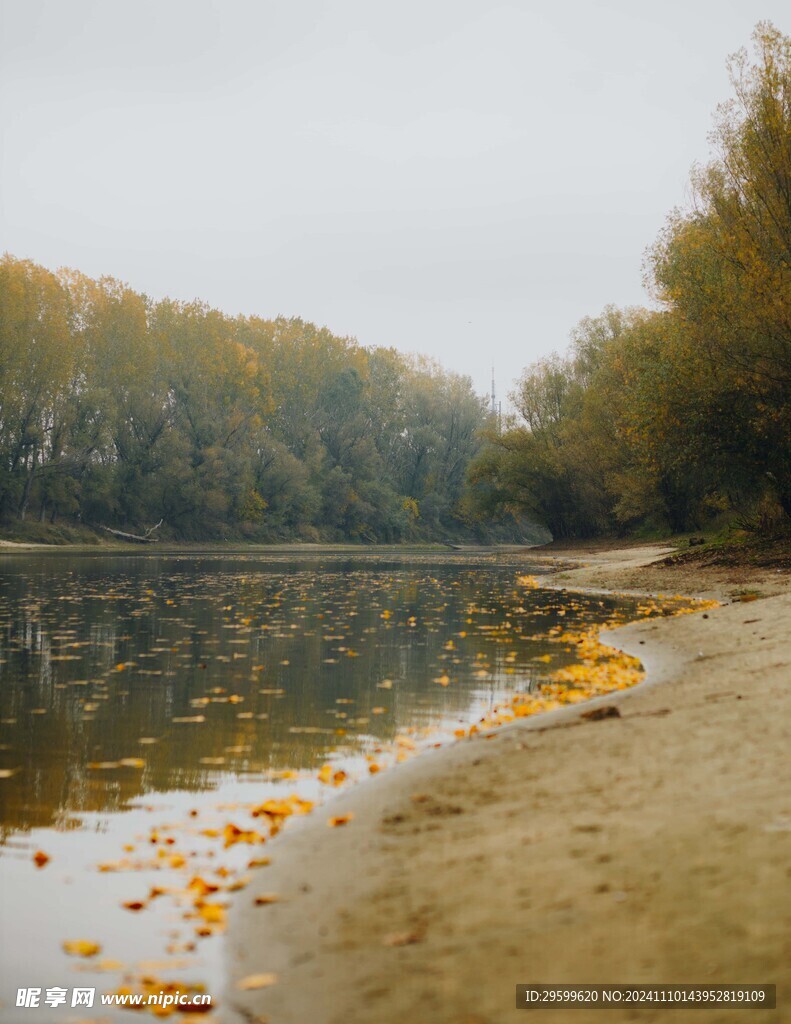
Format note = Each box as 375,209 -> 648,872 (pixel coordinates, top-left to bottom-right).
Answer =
187,876 -> 219,897
317,765 -> 347,786
328,813 -> 353,828
198,903 -> 226,924
98,859 -> 131,872
63,940 -> 101,958
33,850 -> 50,868
237,973 -> 277,991
247,857 -> 271,869
94,958 -> 126,972
223,823 -> 265,847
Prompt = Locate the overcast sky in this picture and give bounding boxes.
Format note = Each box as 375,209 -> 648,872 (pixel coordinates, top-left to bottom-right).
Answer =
1,0 -> 785,400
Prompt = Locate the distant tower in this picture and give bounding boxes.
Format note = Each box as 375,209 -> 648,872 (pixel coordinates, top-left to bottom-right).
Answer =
490,366 -> 496,417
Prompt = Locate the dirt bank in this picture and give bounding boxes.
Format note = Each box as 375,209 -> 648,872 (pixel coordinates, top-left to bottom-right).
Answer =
226,543 -> 791,1024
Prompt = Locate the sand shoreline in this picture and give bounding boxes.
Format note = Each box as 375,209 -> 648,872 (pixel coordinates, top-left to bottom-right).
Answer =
226,544 -> 791,1024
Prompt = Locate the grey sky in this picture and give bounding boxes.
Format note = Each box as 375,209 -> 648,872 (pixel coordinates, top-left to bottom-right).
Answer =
0,0 -> 784,400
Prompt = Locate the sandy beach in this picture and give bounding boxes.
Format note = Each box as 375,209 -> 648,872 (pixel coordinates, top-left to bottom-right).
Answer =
226,543 -> 791,1024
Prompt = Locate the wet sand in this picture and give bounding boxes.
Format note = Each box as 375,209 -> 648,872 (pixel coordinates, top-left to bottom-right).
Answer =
226,544 -> 791,1024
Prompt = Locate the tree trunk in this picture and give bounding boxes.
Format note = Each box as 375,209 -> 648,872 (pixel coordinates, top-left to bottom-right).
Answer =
17,466 -> 36,521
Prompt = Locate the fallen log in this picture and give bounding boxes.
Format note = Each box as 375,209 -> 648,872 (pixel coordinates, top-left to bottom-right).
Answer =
97,519 -> 163,544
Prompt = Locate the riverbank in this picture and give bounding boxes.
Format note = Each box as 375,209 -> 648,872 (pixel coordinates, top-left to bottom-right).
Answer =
226,542 -> 791,1024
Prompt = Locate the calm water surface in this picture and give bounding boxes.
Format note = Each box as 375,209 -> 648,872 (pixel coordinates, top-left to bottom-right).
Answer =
0,551 -> 643,1021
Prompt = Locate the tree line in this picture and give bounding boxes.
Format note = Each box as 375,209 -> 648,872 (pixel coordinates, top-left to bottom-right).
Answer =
471,24 -> 791,540
0,257 -> 510,542
5,24 -> 787,546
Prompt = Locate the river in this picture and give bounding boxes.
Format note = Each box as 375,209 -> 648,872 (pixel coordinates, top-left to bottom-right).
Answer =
0,550 -> 657,1021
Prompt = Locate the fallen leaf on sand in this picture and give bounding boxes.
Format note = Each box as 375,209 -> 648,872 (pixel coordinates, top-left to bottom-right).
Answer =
33,850 -> 50,868
122,900 -> 146,912
328,813 -> 354,827
237,973 -> 278,991
253,893 -> 280,905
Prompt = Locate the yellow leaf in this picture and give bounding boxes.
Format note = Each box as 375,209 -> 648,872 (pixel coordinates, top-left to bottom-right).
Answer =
248,856 -> 271,869
198,903 -> 226,924
187,876 -> 219,897
237,973 -> 278,991
63,940 -> 101,958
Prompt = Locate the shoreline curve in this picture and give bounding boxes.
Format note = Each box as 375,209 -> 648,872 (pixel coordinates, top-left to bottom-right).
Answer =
225,544 -> 791,1024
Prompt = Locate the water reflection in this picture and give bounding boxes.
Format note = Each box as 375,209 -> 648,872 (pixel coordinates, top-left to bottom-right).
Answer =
0,551 -> 654,1022
0,552 -> 638,836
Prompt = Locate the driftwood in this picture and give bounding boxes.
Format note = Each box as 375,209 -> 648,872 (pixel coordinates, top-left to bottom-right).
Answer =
98,519 -> 163,544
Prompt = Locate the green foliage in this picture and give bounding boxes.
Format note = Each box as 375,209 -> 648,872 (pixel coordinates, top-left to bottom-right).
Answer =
471,23 -> 791,539
0,257 -> 493,542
